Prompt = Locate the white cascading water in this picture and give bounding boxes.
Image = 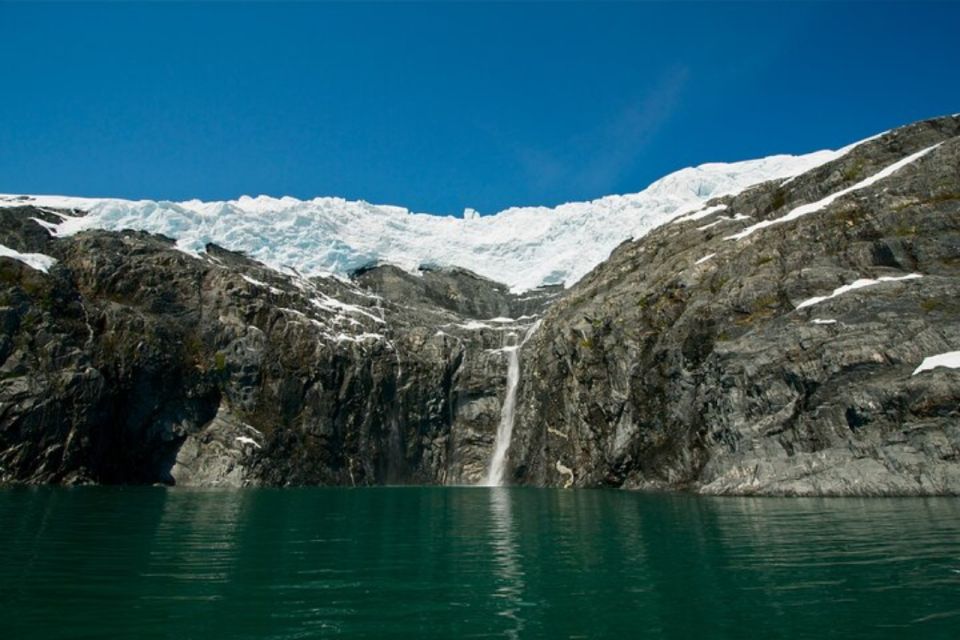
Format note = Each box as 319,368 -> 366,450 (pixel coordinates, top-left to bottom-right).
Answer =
484,345 -> 521,487
484,321 -> 541,487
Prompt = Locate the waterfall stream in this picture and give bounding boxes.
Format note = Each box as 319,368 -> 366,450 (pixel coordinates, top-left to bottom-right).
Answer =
484,321 -> 541,487
484,345 -> 520,487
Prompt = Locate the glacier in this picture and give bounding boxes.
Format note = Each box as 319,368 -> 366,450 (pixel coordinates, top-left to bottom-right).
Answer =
0,139 -> 871,292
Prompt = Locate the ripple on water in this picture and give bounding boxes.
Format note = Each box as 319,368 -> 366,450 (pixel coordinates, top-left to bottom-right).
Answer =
1,488 -> 959,639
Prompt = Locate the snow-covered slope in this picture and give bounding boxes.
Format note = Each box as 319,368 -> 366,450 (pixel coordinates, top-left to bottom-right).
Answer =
0,140 -> 869,292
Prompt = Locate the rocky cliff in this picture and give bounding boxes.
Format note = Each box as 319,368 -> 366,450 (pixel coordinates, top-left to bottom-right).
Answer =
1,115 -> 958,494
0,209 -> 549,486
510,115 -> 960,495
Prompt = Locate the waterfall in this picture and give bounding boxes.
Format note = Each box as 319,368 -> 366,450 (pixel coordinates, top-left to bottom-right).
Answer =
484,345 -> 520,486
484,321 -> 540,487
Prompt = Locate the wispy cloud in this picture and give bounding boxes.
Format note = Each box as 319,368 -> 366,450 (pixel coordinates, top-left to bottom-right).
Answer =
514,66 -> 689,197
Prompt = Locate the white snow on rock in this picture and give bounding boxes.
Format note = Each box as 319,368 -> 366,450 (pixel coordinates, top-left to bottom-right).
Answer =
0,135 -> 875,292
697,213 -> 751,231
310,295 -> 385,324
235,436 -> 261,449
29,217 -> 60,234
728,143 -> 943,241
240,274 -> 283,295
912,351 -> 960,376
811,318 -> 837,325
0,243 -> 57,273
796,273 -> 923,309
332,332 -> 385,344
240,274 -> 268,288
695,253 -> 716,265
670,204 -> 728,225
458,320 -> 494,330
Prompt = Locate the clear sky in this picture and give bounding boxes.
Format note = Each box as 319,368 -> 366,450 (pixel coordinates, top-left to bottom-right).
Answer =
1,2 -> 958,215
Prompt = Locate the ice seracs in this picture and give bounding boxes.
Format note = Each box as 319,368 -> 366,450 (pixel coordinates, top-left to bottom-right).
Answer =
0,135 -> 871,293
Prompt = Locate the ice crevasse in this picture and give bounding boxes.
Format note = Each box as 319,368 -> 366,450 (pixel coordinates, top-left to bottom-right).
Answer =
0,136 -> 874,292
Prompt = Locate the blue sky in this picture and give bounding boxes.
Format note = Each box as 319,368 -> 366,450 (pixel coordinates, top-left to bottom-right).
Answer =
1,2 -> 958,215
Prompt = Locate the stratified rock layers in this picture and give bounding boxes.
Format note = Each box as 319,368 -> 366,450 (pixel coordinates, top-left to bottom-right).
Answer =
1,115 -> 958,494
0,213 -> 547,486
511,116 -> 960,495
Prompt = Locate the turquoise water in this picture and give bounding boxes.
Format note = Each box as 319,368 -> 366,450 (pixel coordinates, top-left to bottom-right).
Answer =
1,487 -> 959,639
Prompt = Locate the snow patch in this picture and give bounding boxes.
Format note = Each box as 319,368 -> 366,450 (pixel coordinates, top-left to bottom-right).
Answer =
811,318 -> 837,325
913,351 -> 960,376
697,213 -> 751,231
240,274 -> 283,295
457,320 -> 493,330
310,295 -> 385,324
333,332 -> 384,343
695,253 -> 716,265
235,436 -> 261,449
728,143 -> 943,241
0,243 -> 57,273
241,274 -> 268,287
277,307 -> 307,318
671,204 -> 728,225
796,273 -> 922,309
30,217 -> 60,235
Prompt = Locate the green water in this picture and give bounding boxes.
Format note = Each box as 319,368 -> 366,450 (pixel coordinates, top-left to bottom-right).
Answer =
1,488 -> 959,639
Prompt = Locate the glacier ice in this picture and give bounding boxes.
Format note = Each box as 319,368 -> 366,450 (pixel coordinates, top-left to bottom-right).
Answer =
0,139 -> 869,292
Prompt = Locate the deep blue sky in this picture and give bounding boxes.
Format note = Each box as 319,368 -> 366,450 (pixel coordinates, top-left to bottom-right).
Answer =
1,2 -> 958,215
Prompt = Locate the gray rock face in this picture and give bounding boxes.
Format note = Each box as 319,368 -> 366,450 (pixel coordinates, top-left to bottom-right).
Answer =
509,115 -> 960,495
0,215 -> 544,486
169,402 -> 261,487
353,263 -> 560,320
1,115 -> 958,495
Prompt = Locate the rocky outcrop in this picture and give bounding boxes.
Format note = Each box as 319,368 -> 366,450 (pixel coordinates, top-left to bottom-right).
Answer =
2,115 -> 959,495
352,263 -> 560,320
0,211 -> 545,486
169,403 -> 258,487
509,115 -> 960,495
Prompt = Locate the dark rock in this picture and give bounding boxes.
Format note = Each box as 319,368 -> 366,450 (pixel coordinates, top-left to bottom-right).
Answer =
353,263 -> 559,319
509,115 -> 960,495
0,214 -> 541,487
1,115 -> 958,495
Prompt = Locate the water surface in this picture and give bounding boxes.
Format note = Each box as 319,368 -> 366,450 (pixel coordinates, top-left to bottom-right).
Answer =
1,487 -> 958,638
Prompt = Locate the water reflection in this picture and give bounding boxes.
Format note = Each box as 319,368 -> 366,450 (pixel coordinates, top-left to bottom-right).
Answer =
488,487 -> 525,639
1,488 -> 959,639
143,489 -> 247,594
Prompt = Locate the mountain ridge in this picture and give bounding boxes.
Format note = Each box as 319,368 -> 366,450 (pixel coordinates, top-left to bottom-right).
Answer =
0,114 -> 957,494
0,131 -> 875,293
